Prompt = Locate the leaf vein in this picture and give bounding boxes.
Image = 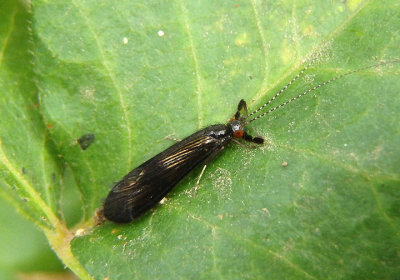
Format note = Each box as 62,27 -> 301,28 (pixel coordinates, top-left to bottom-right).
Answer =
186,212 -> 318,280
70,0 -> 133,168
179,0 -> 203,128
0,7 -> 17,67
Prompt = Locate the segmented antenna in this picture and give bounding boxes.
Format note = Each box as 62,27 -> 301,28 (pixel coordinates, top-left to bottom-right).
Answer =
247,57 -> 318,118
246,60 -> 398,123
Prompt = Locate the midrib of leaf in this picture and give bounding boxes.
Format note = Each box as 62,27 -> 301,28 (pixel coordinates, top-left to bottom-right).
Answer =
45,225 -> 95,280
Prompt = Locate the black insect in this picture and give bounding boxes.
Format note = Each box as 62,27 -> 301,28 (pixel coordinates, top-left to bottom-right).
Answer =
102,59 -> 396,223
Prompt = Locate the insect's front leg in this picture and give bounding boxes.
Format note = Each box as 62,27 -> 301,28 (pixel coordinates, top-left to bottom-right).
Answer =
243,131 -> 264,144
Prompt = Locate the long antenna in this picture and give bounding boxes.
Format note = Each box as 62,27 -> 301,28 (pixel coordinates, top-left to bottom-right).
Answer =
247,58 -> 317,118
246,60 -> 398,123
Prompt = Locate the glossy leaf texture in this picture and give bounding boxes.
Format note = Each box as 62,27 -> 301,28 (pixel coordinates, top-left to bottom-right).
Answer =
1,0 -> 399,279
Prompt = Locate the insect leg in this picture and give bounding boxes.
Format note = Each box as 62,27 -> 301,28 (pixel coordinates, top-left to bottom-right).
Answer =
193,165 -> 207,197
243,131 -> 264,144
193,145 -> 226,196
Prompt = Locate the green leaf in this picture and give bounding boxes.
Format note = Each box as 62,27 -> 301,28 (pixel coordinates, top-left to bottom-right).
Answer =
0,0 -> 87,278
1,0 -> 399,279
0,196 -> 64,275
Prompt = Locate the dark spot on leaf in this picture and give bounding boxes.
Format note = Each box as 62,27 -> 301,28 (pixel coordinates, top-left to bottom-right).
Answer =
78,133 -> 95,150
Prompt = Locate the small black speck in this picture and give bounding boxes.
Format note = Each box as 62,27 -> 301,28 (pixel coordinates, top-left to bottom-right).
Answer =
248,75 -> 253,80
78,133 -> 95,150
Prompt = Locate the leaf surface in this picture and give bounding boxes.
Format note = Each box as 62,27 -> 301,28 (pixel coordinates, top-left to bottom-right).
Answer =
1,0 -> 399,279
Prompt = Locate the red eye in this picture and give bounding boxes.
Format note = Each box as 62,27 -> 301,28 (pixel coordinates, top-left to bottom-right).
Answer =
233,129 -> 244,138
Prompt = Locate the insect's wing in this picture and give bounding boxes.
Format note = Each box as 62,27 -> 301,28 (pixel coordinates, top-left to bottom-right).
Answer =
103,134 -> 225,223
